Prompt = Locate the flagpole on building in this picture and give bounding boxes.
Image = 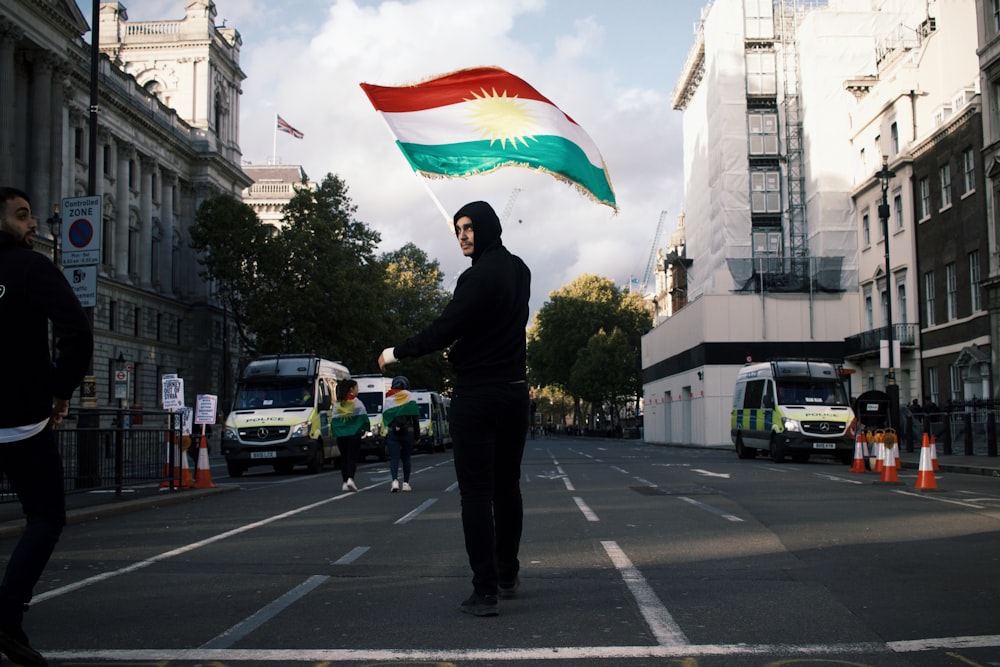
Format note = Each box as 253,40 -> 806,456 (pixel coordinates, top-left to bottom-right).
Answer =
271,113 -> 278,165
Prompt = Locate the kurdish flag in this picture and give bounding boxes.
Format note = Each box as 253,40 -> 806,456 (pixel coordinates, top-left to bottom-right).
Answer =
360,66 -> 616,211
382,389 -> 420,425
331,398 -> 370,438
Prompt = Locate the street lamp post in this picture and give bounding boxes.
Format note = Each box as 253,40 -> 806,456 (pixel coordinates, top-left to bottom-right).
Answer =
876,155 -> 900,430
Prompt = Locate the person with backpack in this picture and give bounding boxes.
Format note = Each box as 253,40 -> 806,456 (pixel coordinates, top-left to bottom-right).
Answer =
382,376 -> 419,492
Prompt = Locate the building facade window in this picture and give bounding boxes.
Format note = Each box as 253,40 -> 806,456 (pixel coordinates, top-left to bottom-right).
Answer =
108,300 -> 117,332
969,250 -> 982,311
864,288 -> 873,329
939,164 -> 952,208
862,211 -> 870,247
946,263 -> 957,321
925,271 -> 936,326
950,365 -> 963,402
101,216 -> 113,266
134,306 -> 141,337
745,51 -> 776,96
963,147 -> 975,193
74,127 -> 84,161
750,170 -> 781,213
927,367 -> 939,405
897,281 -> 907,324
748,112 -> 779,155
918,177 -> 931,219
890,121 -> 899,155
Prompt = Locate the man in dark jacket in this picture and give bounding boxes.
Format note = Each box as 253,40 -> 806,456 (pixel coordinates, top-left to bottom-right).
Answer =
379,200 -> 530,617
0,187 -> 93,666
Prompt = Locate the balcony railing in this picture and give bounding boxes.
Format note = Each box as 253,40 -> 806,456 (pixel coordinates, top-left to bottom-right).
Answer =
844,323 -> 918,358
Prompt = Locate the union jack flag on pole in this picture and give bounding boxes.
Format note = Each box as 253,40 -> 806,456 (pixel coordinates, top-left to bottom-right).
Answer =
276,114 -> 304,139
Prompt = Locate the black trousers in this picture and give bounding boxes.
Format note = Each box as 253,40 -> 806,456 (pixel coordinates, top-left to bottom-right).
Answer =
450,381 -> 529,596
339,433 -> 362,482
0,425 -> 66,625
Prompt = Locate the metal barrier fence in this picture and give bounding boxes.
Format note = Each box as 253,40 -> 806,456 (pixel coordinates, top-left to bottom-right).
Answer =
899,400 -> 999,457
0,407 -> 180,503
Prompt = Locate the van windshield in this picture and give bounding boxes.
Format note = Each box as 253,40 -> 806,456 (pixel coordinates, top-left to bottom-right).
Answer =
775,381 -> 848,407
234,381 -> 313,409
357,391 -> 383,415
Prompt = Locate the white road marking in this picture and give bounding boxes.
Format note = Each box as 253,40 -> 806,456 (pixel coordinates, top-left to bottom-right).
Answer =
813,473 -> 864,485
894,490 -> 986,509
333,546 -> 369,565
601,540 -> 688,647
572,496 -> 599,521
199,575 -> 329,649
677,496 -> 744,522
692,469 -> 730,478
394,498 -> 438,524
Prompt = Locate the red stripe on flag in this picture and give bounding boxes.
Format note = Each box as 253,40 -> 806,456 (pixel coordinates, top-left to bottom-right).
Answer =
361,66 -> 573,120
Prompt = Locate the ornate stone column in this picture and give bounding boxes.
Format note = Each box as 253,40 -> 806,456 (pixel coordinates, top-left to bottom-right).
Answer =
159,169 -> 175,297
139,156 -> 154,289
0,22 -> 22,185
114,141 -> 131,282
29,52 -> 54,217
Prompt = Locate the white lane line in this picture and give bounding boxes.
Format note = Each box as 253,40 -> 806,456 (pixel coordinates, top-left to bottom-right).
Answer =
632,476 -> 657,488
334,546 -> 369,565
677,496 -> 744,522
610,465 -> 629,475
445,481 -> 459,492
394,498 -> 438,524
199,575 -> 329,649
894,490 -> 986,509
813,473 -> 864,485
563,476 -> 576,491
601,540 -> 688,648
572,496 -> 599,522
34,490 -> 358,604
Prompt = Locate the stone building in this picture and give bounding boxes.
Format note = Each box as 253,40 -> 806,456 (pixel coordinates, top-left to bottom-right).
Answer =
1,0 -> 250,413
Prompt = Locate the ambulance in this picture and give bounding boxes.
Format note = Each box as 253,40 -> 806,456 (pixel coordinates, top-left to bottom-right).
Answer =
411,390 -> 451,453
730,360 -> 856,463
222,355 -> 350,477
353,374 -> 392,461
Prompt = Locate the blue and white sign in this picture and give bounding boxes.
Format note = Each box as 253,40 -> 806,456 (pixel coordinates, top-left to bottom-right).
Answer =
60,195 -> 102,267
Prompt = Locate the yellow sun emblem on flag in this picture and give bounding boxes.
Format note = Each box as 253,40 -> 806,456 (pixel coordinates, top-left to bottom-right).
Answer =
465,88 -> 539,149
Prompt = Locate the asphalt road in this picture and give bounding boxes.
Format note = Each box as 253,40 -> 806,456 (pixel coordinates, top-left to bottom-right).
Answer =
9,436 -> 1000,666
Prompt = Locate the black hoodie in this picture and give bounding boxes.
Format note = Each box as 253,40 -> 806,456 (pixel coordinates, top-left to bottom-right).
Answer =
0,231 -> 93,428
393,201 -> 530,387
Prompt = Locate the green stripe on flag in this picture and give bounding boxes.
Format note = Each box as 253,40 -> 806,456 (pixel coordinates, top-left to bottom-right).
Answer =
397,135 -> 616,208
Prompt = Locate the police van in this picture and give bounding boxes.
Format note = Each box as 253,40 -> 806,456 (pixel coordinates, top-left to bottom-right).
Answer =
222,355 -> 350,477
730,360 -> 855,463
353,374 -> 392,461
412,390 -> 451,453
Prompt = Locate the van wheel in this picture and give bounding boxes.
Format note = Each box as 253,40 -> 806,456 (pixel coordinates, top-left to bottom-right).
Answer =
226,461 -> 244,478
770,437 -> 786,462
307,445 -> 324,474
735,433 -> 756,459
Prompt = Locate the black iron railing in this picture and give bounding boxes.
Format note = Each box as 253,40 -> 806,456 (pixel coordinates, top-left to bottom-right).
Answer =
844,323 -> 919,358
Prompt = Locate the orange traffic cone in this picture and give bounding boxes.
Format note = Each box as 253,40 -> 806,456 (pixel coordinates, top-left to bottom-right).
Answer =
193,433 -> 217,489
874,432 -> 904,485
179,445 -> 194,488
915,435 -> 939,491
849,430 -> 867,473
872,431 -> 885,473
160,442 -> 183,489
929,434 -> 940,471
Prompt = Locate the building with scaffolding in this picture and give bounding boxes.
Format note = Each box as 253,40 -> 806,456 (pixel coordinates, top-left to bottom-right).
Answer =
642,0 -> 936,446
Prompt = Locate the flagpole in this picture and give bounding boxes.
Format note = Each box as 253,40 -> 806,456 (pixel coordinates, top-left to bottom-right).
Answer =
272,113 -> 277,165
369,111 -> 451,230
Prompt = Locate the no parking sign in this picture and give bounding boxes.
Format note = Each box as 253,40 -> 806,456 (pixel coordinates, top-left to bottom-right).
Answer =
60,195 -> 102,267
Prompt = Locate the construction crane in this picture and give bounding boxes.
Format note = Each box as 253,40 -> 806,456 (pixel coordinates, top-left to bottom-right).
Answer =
501,187 -> 522,224
639,211 -> 668,293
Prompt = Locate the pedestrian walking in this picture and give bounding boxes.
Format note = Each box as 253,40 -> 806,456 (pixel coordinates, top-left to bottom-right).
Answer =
382,376 -> 419,493
378,200 -> 530,617
0,186 -> 93,666
331,379 -> 368,492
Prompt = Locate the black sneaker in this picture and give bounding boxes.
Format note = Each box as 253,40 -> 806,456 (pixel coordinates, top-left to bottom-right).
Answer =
498,576 -> 520,600
0,624 -> 48,667
459,593 -> 499,617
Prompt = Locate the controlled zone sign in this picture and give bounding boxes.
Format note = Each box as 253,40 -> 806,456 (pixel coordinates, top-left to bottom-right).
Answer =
60,195 -> 102,267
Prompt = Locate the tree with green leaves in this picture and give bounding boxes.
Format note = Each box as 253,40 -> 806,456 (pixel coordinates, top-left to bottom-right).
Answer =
527,274 -> 652,428
376,242 -> 453,392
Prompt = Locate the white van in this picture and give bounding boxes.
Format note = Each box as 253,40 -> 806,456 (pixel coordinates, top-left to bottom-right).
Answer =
222,355 -> 350,476
731,360 -> 856,463
411,390 -> 451,453
353,374 -> 392,461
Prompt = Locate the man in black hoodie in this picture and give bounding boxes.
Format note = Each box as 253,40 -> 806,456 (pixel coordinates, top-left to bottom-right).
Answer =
0,187 -> 93,666
379,200 -> 530,617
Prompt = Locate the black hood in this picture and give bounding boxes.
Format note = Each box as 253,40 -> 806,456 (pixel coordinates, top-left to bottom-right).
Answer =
453,200 -> 501,263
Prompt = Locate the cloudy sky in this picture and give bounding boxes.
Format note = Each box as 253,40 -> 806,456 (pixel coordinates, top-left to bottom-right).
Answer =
80,0 -> 709,317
